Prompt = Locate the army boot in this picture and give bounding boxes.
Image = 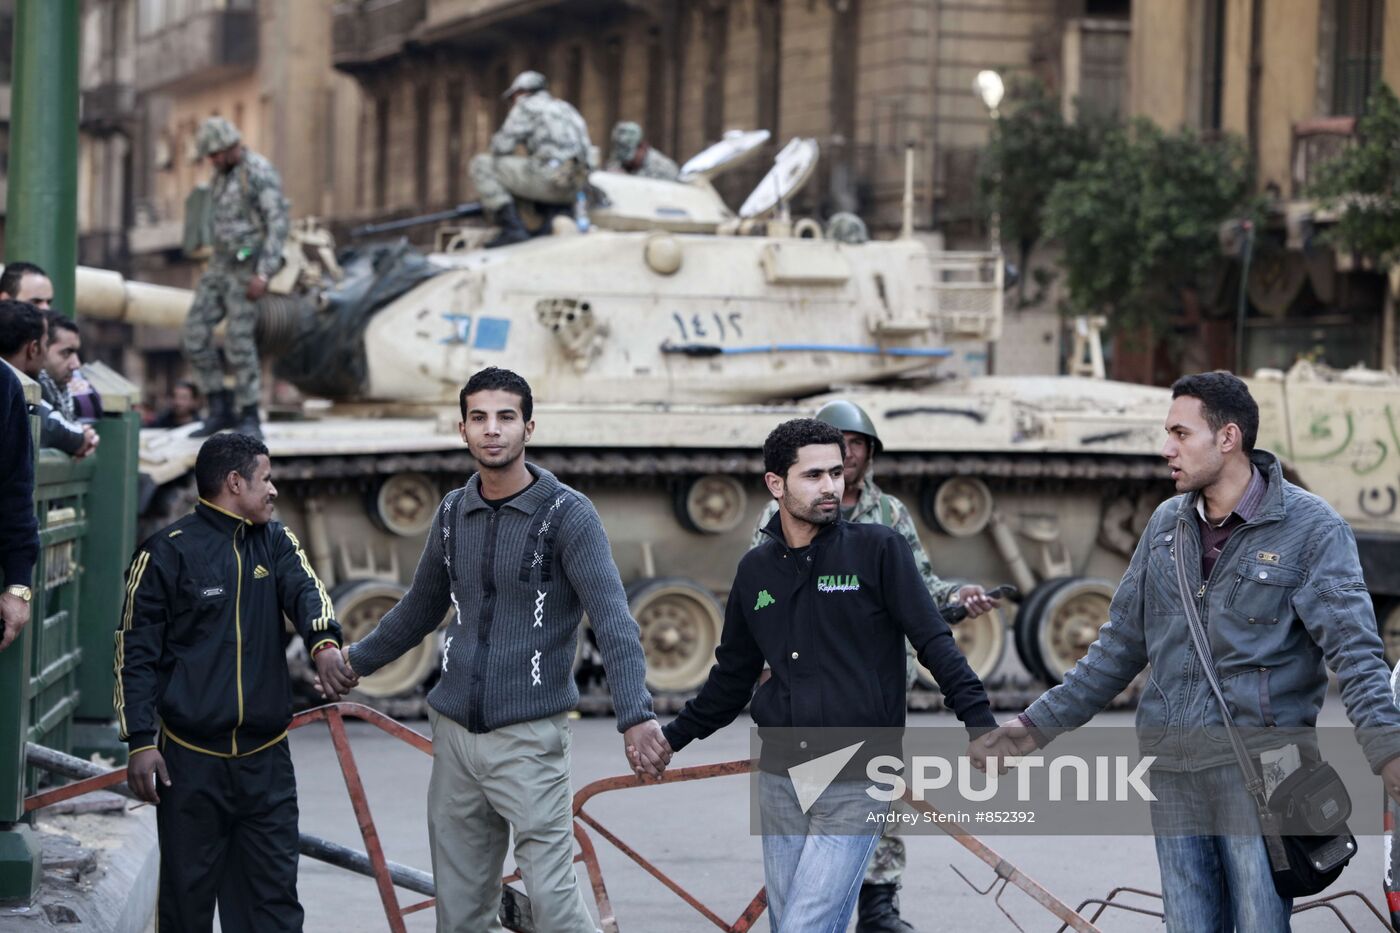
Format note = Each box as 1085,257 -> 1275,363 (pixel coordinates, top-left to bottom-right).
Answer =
190,389 -> 236,438
234,403 -> 263,441
486,202 -> 530,248
856,883 -> 918,933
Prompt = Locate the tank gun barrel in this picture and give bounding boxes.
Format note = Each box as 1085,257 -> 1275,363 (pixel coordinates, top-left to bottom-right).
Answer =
74,265 -> 194,328
351,202 -> 483,238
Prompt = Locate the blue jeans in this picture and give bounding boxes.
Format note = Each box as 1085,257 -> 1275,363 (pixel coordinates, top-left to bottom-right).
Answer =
1149,765 -> 1292,932
758,771 -> 887,933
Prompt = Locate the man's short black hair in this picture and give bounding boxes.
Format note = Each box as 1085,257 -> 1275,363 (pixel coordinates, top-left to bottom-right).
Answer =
0,261 -> 47,299
763,418 -> 847,479
1171,371 -> 1259,452
174,380 -> 200,397
45,311 -> 78,338
460,367 -> 533,421
195,433 -> 270,499
0,300 -> 45,357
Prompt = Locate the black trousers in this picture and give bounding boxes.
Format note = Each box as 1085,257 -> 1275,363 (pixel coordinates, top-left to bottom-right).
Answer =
156,736 -> 304,932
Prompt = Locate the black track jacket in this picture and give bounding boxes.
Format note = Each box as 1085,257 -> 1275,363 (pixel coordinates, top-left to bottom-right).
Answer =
663,513 -> 997,772
115,499 -> 340,757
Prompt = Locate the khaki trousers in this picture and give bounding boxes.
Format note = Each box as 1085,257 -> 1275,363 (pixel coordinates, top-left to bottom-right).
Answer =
427,708 -> 595,933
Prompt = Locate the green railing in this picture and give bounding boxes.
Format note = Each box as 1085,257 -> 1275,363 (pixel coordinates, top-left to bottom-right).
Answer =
0,362 -> 138,899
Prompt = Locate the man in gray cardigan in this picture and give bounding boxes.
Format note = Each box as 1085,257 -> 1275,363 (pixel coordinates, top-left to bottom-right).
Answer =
344,367 -> 669,932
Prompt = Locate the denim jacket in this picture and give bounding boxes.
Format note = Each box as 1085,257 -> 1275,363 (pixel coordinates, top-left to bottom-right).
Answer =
1026,449 -> 1400,773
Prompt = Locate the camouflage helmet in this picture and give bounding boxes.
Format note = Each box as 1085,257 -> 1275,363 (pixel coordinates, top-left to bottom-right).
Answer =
826,212 -> 869,245
502,70 -> 547,99
194,116 -> 241,158
815,400 -> 882,454
610,121 -> 643,164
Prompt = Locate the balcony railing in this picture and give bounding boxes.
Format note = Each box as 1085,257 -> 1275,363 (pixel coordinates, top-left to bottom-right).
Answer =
133,9 -> 256,93
1291,116 -> 1356,198
80,83 -> 136,133
332,0 -> 427,71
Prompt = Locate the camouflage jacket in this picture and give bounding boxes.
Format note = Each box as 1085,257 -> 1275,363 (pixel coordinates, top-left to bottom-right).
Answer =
752,474 -> 957,606
491,92 -> 591,165
210,149 -> 289,281
607,145 -> 680,181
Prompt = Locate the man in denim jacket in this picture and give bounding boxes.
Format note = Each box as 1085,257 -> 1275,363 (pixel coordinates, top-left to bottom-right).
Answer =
978,372 -> 1400,931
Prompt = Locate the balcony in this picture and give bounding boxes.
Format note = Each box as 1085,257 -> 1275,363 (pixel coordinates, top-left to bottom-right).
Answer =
134,9 -> 256,94
1291,117 -> 1356,198
332,0 -> 427,71
80,83 -> 136,134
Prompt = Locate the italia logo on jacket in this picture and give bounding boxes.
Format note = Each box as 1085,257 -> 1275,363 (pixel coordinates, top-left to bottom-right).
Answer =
817,574 -> 860,593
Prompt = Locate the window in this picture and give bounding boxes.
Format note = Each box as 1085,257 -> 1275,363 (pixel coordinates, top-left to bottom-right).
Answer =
374,93 -> 389,210
603,37 -> 622,133
446,79 -> 464,204
703,3 -> 728,143
1200,0 -> 1225,131
414,82 -> 431,205
1333,0 -> 1384,115
756,0 -> 781,137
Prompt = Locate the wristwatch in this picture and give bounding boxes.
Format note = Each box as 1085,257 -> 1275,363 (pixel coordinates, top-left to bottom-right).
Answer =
4,585 -> 32,603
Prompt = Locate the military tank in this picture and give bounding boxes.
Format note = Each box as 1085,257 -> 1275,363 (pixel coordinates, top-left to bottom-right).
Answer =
75,134 -> 1174,710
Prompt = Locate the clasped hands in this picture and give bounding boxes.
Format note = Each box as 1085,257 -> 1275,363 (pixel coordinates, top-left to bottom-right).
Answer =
968,718 -> 1040,774
312,645 -> 360,702
624,719 -> 672,782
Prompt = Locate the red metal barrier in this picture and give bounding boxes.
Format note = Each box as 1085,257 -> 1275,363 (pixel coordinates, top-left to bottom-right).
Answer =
27,705 -> 1141,932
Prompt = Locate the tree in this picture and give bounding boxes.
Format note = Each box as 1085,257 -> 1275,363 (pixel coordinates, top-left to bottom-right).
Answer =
1042,120 -> 1251,335
1308,83 -> 1400,264
976,79 -> 1102,282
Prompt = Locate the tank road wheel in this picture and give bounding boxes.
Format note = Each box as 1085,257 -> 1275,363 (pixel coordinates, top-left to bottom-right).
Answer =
627,577 -> 723,693
1374,597 -> 1400,667
674,475 -> 748,534
915,606 -> 1006,688
332,579 -> 440,698
1013,579 -> 1066,684
366,472 -> 439,537
1029,577 -> 1114,685
922,477 -> 994,537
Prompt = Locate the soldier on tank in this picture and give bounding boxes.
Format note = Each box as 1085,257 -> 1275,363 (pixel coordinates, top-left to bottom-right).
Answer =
186,116 -> 289,441
751,400 -> 1001,933
470,71 -> 592,249
605,121 -> 680,181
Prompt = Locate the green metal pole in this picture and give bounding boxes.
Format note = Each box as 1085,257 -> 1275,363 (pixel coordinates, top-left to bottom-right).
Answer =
5,0 -> 79,316
0,0 -> 78,901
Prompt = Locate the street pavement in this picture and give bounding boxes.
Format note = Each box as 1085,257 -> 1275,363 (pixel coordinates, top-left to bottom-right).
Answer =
289,703 -> 1389,932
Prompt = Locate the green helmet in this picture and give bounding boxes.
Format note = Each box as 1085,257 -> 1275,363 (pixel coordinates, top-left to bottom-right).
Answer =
815,400 -> 881,454
610,121 -> 643,164
194,116 -> 241,158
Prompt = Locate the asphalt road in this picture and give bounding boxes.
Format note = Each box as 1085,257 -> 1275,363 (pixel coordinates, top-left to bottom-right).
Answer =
286,704 -> 1390,933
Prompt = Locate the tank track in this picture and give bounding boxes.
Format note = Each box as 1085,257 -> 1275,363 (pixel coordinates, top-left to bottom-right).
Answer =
273,448 -> 1168,484
272,447 -> 1163,718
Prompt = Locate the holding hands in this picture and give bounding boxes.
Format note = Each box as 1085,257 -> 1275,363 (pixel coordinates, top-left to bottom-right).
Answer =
312,644 -> 360,702
969,717 -> 1040,774
624,719 -> 672,782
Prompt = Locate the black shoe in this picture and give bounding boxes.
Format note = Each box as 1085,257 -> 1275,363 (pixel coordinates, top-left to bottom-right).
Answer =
856,883 -> 917,933
234,404 -> 263,440
485,203 -> 531,248
190,389 -> 236,438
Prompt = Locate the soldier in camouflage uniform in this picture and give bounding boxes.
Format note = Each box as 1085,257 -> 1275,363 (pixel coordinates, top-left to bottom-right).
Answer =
186,116 -> 288,441
605,121 -> 680,181
751,400 -> 999,933
470,71 -> 592,249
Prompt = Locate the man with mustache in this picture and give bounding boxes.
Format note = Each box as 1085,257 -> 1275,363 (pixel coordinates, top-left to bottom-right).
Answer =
659,418 -> 996,932
116,432 -> 356,931
979,372 -> 1400,931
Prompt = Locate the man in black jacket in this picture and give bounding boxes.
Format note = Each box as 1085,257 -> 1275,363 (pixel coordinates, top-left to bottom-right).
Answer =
116,433 -> 357,932
659,419 -> 997,932
0,359 -> 38,652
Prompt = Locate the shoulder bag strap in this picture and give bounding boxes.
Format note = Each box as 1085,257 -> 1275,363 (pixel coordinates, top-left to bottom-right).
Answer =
1172,515 -> 1291,868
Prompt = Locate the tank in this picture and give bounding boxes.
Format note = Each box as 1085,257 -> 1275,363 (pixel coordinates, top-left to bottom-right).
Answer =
75,137 -> 1176,709
1248,362 -> 1400,665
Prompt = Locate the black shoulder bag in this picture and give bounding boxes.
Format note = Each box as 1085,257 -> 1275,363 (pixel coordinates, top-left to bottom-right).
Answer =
1172,516 -> 1355,898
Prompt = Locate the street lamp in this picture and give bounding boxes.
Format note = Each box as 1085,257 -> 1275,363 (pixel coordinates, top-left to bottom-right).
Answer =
974,69 -> 1005,118
973,69 -> 1004,254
